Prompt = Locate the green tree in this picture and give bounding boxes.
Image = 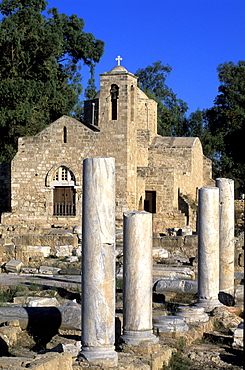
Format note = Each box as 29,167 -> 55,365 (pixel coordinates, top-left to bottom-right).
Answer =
84,63 -> 97,99
204,61 -> 245,191
0,0 -> 104,162
135,61 -> 188,136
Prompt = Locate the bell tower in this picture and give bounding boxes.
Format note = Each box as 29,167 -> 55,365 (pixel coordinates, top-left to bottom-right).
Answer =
98,61 -> 138,130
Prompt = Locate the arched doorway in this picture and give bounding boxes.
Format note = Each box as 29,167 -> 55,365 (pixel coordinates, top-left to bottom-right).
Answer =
52,166 -> 76,216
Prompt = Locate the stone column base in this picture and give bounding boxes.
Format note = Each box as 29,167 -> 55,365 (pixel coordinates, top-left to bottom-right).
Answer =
121,329 -> 159,345
175,306 -> 209,323
195,299 -> 223,312
153,315 -> 189,332
79,346 -> 118,367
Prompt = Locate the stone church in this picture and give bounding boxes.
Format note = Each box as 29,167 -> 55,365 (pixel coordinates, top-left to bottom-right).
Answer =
0,62 -> 214,235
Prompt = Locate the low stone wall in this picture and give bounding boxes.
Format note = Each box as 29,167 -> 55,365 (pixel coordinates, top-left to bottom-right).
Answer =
153,233 -> 244,272
153,235 -> 198,259
0,234 -> 78,268
235,199 -> 244,234
0,352 -> 73,369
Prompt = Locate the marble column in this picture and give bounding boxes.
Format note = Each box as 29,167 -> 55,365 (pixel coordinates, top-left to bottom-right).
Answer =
216,178 -> 235,295
197,187 -> 222,311
80,158 -> 118,366
121,211 -> 158,345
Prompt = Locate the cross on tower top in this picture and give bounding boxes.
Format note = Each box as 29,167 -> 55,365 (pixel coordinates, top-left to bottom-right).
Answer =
115,55 -> 123,66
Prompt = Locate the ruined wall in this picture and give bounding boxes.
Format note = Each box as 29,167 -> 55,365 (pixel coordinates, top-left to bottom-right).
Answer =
0,163 -> 11,219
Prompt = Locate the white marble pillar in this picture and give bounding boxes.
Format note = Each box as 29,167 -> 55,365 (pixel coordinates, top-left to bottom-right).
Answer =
216,178 -> 235,295
80,158 -> 118,366
121,211 -> 158,345
197,187 -> 222,311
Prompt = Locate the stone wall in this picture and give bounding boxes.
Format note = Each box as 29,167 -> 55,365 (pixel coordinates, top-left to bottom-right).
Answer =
0,163 -> 11,219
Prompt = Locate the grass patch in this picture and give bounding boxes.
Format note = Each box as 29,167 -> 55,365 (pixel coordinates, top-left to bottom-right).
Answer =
169,292 -> 197,305
162,338 -> 194,370
0,285 -> 26,303
116,277 -> 123,290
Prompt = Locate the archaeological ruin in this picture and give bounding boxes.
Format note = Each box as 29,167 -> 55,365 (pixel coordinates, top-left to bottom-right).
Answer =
0,61 -> 243,369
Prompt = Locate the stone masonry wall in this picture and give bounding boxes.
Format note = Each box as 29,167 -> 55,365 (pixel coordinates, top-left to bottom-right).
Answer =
0,163 -> 11,220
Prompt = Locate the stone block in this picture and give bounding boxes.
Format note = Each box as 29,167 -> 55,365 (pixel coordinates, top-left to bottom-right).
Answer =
28,352 -> 73,370
153,315 -> 189,332
5,259 -> 23,273
179,225 -> 192,236
27,245 -> 51,257
232,321 -> 244,348
21,267 -> 39,274
51,341 -> 81,357
154,279 -> 197,293
27,297 -> 59,307
153,266 -> 195,280
0,325 -> 21,349
65,256 -> 79,262
234,284 -> 244,302
39,266 -> 61,275
13,296 -> 38,305
152,247 -> 168,259
53,245 -> 74,258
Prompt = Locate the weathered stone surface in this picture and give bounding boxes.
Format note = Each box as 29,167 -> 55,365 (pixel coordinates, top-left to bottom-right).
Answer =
0,244 -> 15,263
154,279 -> 197,293
153,266 -> 195,280
152,247 -> 168,259
175,306 -> 209,323
39,266 -> 61,275
27,245 -> 51,257
13,235 -> 78,250
21,267 -> 39,274
232,321 -> 244,348
13,296 -> 38,305
52,245 -> 74,258
50,341 -> 81,357
197,187 -> 222,311
210,306 -> 242,329
153,315 -> 189,332
59,300 -> 81,330
234,284 -> 244,302
0,302 -> 81,331
179,225 -> 192,236
216,178 -> 235,295
0,324 -> 21,347
121,211 -> 158,346
29,352 -> 73,370
27,297 -> 59,307
5,259 -> 23,272
65,256 -> 79,263
81,158 -> 117,365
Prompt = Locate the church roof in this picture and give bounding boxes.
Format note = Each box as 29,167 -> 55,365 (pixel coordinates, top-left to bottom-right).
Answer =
153,136 -> 198,148
109,65 -> 128,73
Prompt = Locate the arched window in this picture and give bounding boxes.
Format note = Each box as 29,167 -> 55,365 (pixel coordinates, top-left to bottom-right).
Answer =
52,167 -> 75,183
63,126 -> 67,143
110,84 -> 119,120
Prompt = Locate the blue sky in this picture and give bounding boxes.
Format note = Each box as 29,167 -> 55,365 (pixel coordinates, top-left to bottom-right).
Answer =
25,1 -> 245,114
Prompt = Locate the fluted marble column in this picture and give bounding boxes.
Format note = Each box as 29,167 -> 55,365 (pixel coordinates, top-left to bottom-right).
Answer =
197,187 -> 222,311
216,178 -> 235,295
80,158 -> 117,366
121,211 -> 158,345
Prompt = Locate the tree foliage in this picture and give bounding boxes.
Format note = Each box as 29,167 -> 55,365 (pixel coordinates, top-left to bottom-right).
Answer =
0,0 -> 104,162
204,61 -> 245,191
135,61 -> 188,136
